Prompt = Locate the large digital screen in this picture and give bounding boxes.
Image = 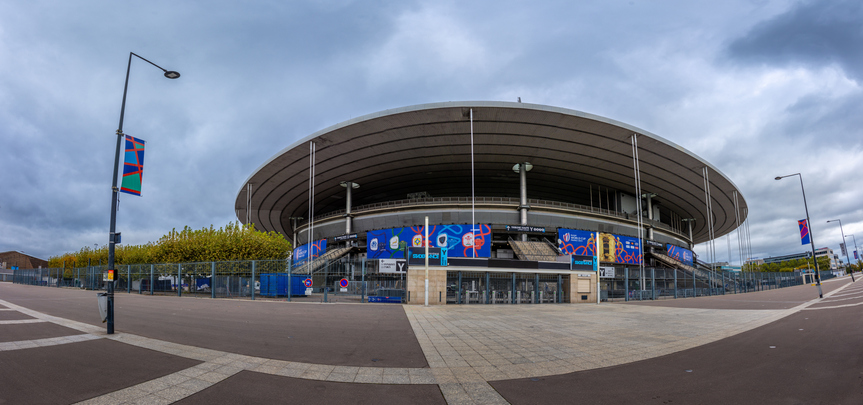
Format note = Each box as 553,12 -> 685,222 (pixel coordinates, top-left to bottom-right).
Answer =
367,224 -> 491,259
666,244 -> 693,266
558,229 -> 597,256
293,239 -> 327,267
597,233 -> 642,265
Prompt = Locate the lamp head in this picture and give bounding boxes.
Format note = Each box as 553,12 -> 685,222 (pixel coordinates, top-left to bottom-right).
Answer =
774,176 -> 782,180
164,71 -> 181,79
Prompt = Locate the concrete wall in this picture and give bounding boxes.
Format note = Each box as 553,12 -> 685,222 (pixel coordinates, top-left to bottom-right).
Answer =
567,271 -> 597,303
406,267 -> 447,305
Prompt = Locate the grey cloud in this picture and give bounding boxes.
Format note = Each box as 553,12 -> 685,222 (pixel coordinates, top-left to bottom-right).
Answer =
2,0 -> 862,262
726,0 -> 863,80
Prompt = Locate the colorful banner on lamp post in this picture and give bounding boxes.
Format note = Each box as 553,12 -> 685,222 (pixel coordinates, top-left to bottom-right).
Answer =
120,135 -> 146,196
798,219 -> 810,245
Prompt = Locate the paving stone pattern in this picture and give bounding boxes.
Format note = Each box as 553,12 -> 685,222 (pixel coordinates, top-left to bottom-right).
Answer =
0,278 -> 854,405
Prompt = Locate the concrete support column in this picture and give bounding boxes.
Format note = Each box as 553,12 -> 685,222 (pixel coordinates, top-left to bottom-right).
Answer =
288,217 -> 303,249
515,162 -> 532,241
683,219 -> 695,250
341,181 -> 359,235
645,194 -> 655,240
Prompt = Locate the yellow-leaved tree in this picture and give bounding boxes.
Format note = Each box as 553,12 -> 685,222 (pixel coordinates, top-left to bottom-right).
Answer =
49,222 -> 291,267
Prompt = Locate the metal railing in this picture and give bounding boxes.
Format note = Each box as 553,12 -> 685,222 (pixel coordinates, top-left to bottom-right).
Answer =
305,196 -> 684,236
600,267 -> 806,302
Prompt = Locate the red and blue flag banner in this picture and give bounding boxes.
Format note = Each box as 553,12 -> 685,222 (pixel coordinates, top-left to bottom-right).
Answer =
120,135 -> 146,196
798,219 -> 810,245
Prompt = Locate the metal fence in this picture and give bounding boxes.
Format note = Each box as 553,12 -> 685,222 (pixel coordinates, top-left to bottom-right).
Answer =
12,257 -> 407,303
13,260 -> 809,304
599,267 -> 806,302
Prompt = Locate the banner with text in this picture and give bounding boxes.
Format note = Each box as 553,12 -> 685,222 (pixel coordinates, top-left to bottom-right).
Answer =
293,239 -> 327,267
367,224 -> 491,259
666,244 -> 694,266
558,229 -> 597,256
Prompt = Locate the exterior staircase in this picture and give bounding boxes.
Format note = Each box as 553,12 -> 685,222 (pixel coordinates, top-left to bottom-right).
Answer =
508,237 -> 561,262
651,251 -> 723,287
293,246 -> 354,275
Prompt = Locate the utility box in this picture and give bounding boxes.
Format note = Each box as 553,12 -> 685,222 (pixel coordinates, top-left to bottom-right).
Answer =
259,273 -> 308,297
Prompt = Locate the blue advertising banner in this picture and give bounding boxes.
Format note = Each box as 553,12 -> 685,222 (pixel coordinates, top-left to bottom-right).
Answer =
666,244 -> 694,266
293,239 -> 327,267
798,219 -> 811,245
558,229 -> 597,256
615,235 -> 642,265
367,224 -> 491,259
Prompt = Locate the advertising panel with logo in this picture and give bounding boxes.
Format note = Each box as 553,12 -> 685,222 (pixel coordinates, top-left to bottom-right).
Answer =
367,224 -> 491,259
558,229 -> 597,256
597,233 -> 642,265
408,247 -> 444,266
666,244 -> 693,266
293,239 -> 328,267
571,255 -> 596,271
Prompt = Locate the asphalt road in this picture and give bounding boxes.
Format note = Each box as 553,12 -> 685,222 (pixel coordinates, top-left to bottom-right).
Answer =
0,283 -> 426,368
2,276 -> 861,404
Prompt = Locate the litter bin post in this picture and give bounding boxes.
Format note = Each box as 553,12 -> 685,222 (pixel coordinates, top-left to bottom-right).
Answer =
97,293 -> 108,323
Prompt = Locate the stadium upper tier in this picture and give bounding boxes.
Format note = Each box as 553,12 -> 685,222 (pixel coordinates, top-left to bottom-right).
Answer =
236,101 -> 746,246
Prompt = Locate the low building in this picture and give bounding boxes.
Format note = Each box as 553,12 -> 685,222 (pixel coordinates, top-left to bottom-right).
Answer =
0,251 -> 48,270
759,247 -> 838,270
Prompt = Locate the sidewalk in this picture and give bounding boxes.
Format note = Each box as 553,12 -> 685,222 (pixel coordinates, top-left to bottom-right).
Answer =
1,277 -> 860,404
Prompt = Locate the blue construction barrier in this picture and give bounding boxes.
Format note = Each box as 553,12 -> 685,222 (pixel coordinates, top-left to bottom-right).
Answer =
368,296 -> 402,303
259,273 -> 307,297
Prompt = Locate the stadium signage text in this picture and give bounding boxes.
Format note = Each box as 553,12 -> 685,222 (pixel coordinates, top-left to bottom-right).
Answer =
505,225 -> 546,233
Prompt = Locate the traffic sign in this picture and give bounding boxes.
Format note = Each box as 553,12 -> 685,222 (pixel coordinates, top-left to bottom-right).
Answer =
303,278 -> 313,288
339,278 -> 349,288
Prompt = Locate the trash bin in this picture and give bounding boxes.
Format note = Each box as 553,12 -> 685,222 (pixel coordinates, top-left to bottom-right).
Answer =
97,293 -> 108,323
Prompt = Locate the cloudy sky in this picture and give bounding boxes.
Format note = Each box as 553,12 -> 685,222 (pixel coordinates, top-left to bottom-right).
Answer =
1,0 -> 861,264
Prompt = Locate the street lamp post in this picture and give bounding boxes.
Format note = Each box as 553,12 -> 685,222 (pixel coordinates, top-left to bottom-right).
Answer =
827,220 -> 855,282
775,173 -> 822,298
106,52 -> 180,334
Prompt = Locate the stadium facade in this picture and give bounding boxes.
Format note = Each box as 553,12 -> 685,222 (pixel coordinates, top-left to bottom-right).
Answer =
236,101 -> 747,304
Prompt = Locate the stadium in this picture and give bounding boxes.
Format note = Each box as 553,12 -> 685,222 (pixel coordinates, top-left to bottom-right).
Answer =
235,101 -> 747,304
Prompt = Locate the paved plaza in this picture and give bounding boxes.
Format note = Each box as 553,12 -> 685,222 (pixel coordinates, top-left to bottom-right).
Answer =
1,276 -> 861,404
